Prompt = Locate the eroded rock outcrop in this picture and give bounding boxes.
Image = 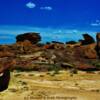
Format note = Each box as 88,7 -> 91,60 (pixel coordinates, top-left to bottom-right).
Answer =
16,32 -> 41,44
0,59 -> 16,92
96,33 -> 100,58
82,43 -> 97,59
79,34 -> 95,45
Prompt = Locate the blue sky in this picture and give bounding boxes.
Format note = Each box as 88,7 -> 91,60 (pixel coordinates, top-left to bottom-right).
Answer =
0,0 -> 100,44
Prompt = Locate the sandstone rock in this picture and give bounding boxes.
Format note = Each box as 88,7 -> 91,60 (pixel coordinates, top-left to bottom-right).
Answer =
0,51 -> 14,58
13,40 -> 39,54
43,44 -> 55,49
82,43 -> 97,59
75,62 -> 96,71
16,32 -> 41,44
79,33 -> 95,45
0,45 -> 11,52
96,33 -> 100,58
66,42 -> 81,48
74,43 -> 97,59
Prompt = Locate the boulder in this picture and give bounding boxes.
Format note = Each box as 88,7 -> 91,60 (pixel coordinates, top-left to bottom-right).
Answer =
66,41 -> 77,44
12,40 -> 39,54
79,33 -> 95,45
16,32 -> 41,44
43,44 -> 55,49
75,62 -> 97,71
74,44 -> 97,59
82,43 -> 97,59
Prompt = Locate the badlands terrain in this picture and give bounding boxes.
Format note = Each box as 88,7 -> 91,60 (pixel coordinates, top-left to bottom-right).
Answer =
0,32 -> 100,100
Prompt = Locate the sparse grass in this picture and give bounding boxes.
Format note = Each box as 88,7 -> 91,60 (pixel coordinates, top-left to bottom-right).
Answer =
1,70 -> 100,100
14,73 -> 21,77
28,73 -> 34,76
39,75 -> 44,77
8,88 -> 18,92
17,81 -> 27,85
21,86 -> 29,91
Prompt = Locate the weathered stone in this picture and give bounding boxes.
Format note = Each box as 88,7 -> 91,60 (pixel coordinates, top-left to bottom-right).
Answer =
0,51 -> 14,58
82,43 -> 97,59
75,62 -> 96,71
96,33 -> 100,58
79,33 -> 95,45
16,32 -> 41,44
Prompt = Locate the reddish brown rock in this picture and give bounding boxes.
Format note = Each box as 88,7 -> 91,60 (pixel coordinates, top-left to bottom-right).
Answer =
13,40 -> 39,54
0,51 -> 14,58
74,43 -> 97,59
82,43 -> 97,59
96,33 -> 100,58
75,62 -> 96,71
43,44 -> 55,49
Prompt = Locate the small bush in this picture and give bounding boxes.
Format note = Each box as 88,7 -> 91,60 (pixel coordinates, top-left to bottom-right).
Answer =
28,74 -> 34,76
95,63 -> 100,68
8,88 -> 18,92
39,75 -> 44,77
14,74 -> 21,77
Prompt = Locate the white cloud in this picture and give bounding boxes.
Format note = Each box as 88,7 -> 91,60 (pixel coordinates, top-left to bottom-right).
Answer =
91,23 -> 100,26
91,20 -> 100,26
26,2 -> 36,9
40,6 -> 53,11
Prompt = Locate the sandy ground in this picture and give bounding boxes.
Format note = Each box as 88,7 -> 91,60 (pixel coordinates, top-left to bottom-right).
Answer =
0,71 -> 100,100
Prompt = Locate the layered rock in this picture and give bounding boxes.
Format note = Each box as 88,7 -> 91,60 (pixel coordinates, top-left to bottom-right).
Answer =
96,33 -> 100,58
11,40 -> 40,54
82,43 -> 97,59
0,51 -> 14,58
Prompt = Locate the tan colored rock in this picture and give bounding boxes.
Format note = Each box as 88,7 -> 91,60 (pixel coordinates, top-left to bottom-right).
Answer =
82,43 -> 97,59
0,51 -> 14,58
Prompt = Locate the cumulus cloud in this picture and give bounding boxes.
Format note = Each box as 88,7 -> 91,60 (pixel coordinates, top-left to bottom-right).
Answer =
91,20 -> 100,26
26,2 -> 36,9
40,6 -> 53,11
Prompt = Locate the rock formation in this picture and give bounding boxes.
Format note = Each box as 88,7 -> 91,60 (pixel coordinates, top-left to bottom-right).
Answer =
82,43 -> 97,59
0,59 -> 16,92
0,69 -> 10,92
96,33 -> 100,58
79,33 -> 95,45
16,32 -> 41,44
66,41 -> 77,44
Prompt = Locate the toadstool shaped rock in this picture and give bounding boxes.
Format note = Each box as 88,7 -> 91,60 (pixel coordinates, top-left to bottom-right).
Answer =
16,32 -> 41,44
